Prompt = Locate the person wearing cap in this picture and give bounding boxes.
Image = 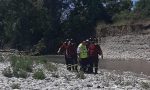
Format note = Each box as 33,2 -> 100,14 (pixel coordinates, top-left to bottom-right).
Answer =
77,40 -> 88,72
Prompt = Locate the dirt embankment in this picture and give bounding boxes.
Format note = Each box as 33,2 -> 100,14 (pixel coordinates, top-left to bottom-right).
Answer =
96,23 -> 150,60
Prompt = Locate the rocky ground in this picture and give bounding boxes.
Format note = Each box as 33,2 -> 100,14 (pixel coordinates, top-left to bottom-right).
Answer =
0,60 -> 150,90
0,31 -> 150,89
101,34 -> 150,60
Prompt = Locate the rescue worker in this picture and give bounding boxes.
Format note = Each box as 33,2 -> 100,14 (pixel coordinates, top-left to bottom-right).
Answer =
85,39 -> 90,48
66,39 -> 78,71
88,38 -> 103,74
77,40 -> 88,72
57,39 -> 70,70
70,39 -> 78,71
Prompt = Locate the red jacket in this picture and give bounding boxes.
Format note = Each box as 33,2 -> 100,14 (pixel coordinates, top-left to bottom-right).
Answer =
66,43 -> 77,58
59,42 -> 68,55
88,44 -> 102,57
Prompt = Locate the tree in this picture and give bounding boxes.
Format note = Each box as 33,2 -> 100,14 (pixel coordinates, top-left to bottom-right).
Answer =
135,0 -> 150,18
62,0 -> 110,42
42,0 -> 63,54
102,0 -> 133,15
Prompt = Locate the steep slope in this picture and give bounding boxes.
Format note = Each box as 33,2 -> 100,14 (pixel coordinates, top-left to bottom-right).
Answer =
97,24 -> 150,60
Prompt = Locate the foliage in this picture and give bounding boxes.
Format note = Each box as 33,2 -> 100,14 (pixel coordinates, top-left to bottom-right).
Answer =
141,82 -> 150,89
2,66 -> 13,78
11,83 -> 20,89
0,0 -> 147,54
13,68 -> 28,78
134,0 -> 150,18
32,38 -> 46,55
62,0 -> 110,41
33,69 -> 45,80
44,62 -> 58,72
112,11 -> 136,22
11,56 -> 33,72
76,71 -> 86,79
102,0 -> 133,15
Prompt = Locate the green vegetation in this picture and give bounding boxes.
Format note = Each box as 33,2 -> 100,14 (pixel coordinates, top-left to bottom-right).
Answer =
2,56 -> 32,78
13,68 -> 28,78
0,0 -> 149,54
33,69 -> 45,80
44,62 -> 57,72
76,71 -> 86,79
2,55 -> 58,79
141,82 -> 150,89
2,66 -> 13,78
11,56 -> 33,72
11,83 -> 20,89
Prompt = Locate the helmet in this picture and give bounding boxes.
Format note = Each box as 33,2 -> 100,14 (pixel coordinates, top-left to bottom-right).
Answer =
65,39 -> 69,42
89,38 -> 92,41
86,39 -> 89,42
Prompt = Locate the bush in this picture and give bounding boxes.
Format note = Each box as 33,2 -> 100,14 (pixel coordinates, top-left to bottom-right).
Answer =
76,71 -> 86,79
32,39 -> 46,55
13,68 -> 28,78
2,66 -> 13,78
112,11 -> 137,24
33,69 -> 45,80
141,82 -> 150,89
44,62 -> 57,72
11,83 -> 20,89
11,56 -> 33,72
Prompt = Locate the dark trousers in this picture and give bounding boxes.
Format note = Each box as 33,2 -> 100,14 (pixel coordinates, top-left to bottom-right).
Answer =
65,56 -> 78,71
65,55 -> 71,70
79,58 -> 88,72
72,56 -> 78,71
88,56 -> 99,74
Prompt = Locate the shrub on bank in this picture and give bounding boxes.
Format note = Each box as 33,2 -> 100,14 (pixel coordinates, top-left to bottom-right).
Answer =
11,56 -> 33,72
3,55 -> 58,79
76,71 -> 86,79
11,83 -> 20,89
2,66 -> 13,78
33,69 -> 45,80
13,68 -> 28,78
44,62 -> 57,72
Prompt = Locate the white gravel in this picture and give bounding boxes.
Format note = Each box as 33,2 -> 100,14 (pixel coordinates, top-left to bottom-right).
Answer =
0,61 -> 149,90
101,34 -> 150,60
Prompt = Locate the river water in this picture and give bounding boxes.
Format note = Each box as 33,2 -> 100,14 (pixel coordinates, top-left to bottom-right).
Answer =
99,59 -> 150,76
43,55 -> 150,76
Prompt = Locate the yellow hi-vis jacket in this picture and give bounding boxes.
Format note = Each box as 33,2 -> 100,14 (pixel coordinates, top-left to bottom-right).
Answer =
77,43 -> 88,59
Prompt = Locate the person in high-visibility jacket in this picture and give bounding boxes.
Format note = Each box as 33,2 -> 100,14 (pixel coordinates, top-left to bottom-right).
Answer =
77,41 -> 88,72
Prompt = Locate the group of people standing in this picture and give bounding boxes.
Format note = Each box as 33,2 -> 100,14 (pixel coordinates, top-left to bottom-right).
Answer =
57,37 -> 103,74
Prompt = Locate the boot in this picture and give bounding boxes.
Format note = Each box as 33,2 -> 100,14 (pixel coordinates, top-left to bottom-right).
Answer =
74,66 -> 78,72
67,65 -> 71,71
94,68 -> 98,74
